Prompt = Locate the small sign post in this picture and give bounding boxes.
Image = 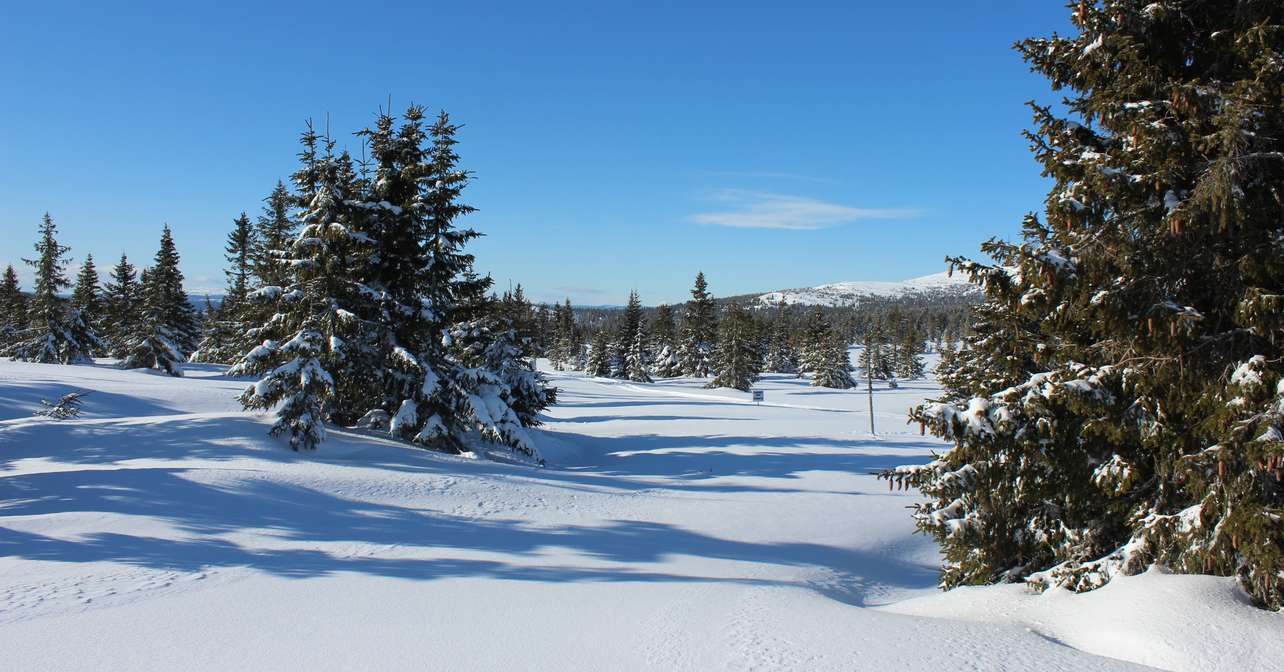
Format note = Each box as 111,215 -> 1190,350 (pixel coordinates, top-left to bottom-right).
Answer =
751,390 -> 764,405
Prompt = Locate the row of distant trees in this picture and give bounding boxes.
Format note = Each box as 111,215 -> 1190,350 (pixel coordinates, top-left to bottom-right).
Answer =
528,272 -> 929,392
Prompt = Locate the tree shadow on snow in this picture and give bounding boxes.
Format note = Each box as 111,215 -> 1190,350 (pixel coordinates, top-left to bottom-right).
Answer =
0,466 -> 936,602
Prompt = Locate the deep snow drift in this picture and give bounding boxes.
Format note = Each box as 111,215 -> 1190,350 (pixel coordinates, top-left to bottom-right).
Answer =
0,359 -> 1278,671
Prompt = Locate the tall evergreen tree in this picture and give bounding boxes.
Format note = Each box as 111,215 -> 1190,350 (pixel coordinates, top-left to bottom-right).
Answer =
120,225 -> 201,375
763,301 -> 799,374
70,254 -> 102,333
232,124 -> 375,446
253,181 -> 297,289
797,307 -> 831,376
585,330 -> 612,378
882,1 -> 1284,610
858,320 -> 894,381
677,272 -> 717,376
192,212 -> 257,363
3,214 -> 100,364
0,264 -> 28,340
101,253 -> 143,357
811,332 -> 855,390
650,303 -> 683,377
895,321 -> 926,380
708,302 -> 760,391
615,290 -> 651,382
359,107 -> 546,456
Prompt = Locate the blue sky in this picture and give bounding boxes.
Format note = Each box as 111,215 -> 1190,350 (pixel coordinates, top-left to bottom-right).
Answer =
0,1 -> 1074,306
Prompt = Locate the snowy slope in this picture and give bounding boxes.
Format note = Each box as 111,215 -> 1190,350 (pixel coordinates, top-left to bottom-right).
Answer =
756,270 -> 978,307
1,359 -> 1278,671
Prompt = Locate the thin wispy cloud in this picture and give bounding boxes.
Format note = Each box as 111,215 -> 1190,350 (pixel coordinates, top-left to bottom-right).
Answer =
690,190 -> 919,231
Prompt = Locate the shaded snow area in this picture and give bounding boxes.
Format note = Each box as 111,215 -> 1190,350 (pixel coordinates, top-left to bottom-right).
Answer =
756,271 -> 978,307
1,359 -> 1278,671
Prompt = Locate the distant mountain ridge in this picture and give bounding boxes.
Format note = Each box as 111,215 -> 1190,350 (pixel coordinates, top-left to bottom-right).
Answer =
752,271 -> 980,307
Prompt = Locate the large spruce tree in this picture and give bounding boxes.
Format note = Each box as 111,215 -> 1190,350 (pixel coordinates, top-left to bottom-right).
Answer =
253,181 -> 297,289
615,290 -> 651,382
586,330 -> 612,378
120,225 -> 200,375
677,272 -> 717,376
707,302 -> 760,392
192,212 -> 257,363
3,214 -> 100,364
232,125 -> 376,446
650,303 -> 683,378
882,1 -> 1284,610
0,264 -> 28,340
70,254 -> 102,334
101,253 -> 143,357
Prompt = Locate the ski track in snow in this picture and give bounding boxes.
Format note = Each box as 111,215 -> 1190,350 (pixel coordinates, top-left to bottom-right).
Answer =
0,358 -> 1277,671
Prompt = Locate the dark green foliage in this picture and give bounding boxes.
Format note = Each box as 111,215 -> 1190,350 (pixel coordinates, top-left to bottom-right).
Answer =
232,106 -> 552,458
708,302 -> 760,391
651,303 -> 683,378
586,330 -> 612,377
231,124 -> 373,446
192,212 -> 257,363
253,181 -> 297,289
70,254 -> 102,333
3,214 -> 100,364
882,1 -> 1284,610
616,290 -> 651,382
101,253 -> 143,357
0,264 -> 27,339
678,272 -> 717,376
120,225 -> 200,375
858,320 -> 894,381
763,301 -> 799,374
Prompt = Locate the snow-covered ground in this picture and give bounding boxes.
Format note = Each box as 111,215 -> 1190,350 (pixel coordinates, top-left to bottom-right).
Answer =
1,358 -> 1278,671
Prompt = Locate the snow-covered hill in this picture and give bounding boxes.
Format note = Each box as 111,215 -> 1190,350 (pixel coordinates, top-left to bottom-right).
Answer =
755,270 -> 979,307
1,359 -> 1278,671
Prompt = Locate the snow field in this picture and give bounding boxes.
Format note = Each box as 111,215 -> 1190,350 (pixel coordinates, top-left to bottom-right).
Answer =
0,358 -> 1277,671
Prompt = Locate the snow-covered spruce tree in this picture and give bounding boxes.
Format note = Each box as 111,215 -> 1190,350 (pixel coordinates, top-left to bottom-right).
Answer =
857,321 -> 894,381
70,254 -> 103,346
677,272 -> 717,377
549,299 -> 576,370
101,253 -> 143,357
763,301 -> 799,374
120,227 -> 197,372
192,212 -> 256,363
882,1 -> 1284,610
252,181 -> 297,289
650,303 -> 683,378
585,329 -> 612,377
450,313 -> 556,431
797,307 -> 830,377
0,264 -> 27,340
611,290 -> 651,382
707,302 -> 760,392
3,214 -> 100,364
811,332 -> 855,389
895,321 -> 926,380
358,107 -> 548,457
231,125 -> 375,447
120,225 -> 201,375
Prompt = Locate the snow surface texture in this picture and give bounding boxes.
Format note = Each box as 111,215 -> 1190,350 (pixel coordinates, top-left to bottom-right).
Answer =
756,271 -> 979,307
0,357 -> 1278,671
